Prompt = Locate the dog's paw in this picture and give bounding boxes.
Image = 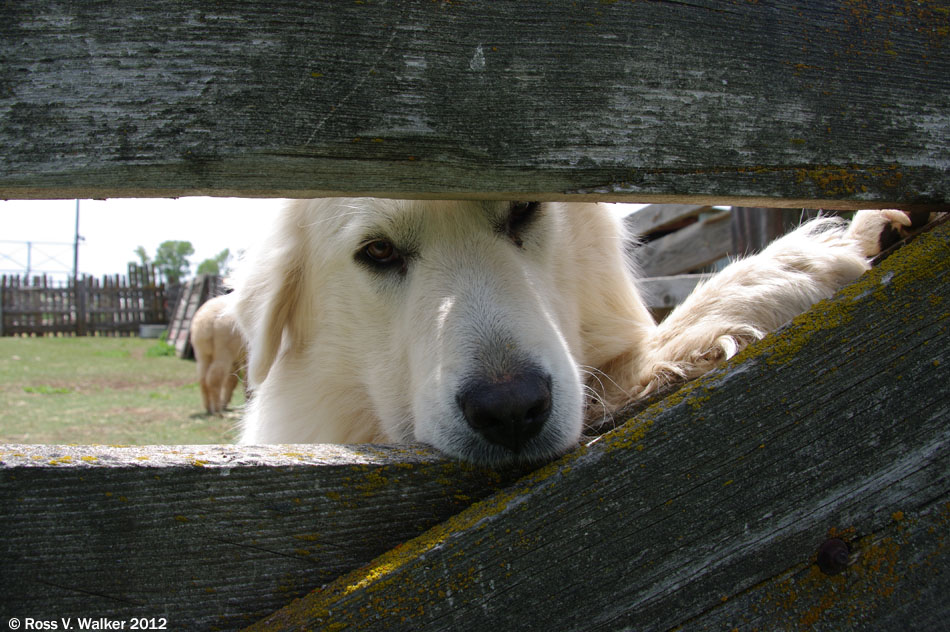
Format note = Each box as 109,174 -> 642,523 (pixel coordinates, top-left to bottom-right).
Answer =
847,209 -> 932,258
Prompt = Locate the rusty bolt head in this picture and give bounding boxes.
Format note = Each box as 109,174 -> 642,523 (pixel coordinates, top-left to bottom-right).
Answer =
817,538 -> 850,575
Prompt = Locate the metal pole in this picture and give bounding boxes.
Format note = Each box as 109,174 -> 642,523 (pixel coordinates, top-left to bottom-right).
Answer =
73,199 -> 80,281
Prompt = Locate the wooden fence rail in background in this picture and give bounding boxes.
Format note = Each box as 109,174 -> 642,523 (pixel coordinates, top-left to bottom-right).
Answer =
0,265 -> 166,337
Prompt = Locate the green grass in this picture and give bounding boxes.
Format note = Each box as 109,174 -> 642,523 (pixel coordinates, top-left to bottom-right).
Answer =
0,337 -> 243,444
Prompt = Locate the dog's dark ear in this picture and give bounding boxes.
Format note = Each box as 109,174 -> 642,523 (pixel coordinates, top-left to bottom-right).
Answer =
230,221 -> 314,388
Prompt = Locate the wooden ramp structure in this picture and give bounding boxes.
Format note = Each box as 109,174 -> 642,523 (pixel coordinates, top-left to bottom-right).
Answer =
165,274 -> 227,359
1,1 -> 948,630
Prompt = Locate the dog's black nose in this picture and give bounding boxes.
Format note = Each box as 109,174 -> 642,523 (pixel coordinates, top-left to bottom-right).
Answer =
457,369 -> 552,453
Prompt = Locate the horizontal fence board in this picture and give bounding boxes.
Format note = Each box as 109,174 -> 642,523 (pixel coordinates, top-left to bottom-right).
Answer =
0,445 -> 530,630
625,204 -> 711,236
250,220 -> 950,630
635,210 -> 733,276
1,1 -> 948,206
639,274 -> 714,310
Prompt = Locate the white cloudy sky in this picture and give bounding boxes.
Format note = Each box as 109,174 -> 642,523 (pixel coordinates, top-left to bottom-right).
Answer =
0,197 -> 287,281
1,198 -> 646,282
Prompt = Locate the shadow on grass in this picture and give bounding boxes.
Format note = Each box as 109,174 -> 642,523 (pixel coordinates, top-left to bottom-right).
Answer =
189,408 -> 243,421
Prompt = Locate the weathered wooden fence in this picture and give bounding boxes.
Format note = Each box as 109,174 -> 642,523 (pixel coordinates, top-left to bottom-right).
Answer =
0,265 -> 166,336
1,1 -> 947,205
0,1 -> 948,630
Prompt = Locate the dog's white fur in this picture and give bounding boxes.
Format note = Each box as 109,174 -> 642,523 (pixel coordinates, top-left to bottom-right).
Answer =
230,200 -> 903,464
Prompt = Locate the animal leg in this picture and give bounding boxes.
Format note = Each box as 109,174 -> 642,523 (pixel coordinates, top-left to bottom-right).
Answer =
196,356 -> 214,414
206,362 -> 230,414
631,211 -> 913,399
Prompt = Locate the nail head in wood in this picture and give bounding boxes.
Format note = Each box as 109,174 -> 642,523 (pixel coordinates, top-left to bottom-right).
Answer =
817,538 -> 851,576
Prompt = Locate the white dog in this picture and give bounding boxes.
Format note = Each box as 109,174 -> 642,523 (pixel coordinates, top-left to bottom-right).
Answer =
230,200 -> 918,465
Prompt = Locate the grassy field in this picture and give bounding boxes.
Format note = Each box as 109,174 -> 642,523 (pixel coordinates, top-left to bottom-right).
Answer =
0,336 -> 243,444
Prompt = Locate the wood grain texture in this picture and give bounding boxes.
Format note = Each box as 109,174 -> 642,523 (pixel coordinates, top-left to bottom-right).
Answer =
248,221 -> 950,631
729,207 -> 808,255
636,210 -> 733,276
0,444 -> 529,630
1,1 -> 948,206
639,274 -> 713,309
624,205 -> 710,235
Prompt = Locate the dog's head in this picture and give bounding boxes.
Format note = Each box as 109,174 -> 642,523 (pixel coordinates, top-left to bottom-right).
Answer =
233,199 -> 634,465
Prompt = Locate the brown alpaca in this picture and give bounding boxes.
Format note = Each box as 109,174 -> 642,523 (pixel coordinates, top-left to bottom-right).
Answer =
189,294 -> 245,414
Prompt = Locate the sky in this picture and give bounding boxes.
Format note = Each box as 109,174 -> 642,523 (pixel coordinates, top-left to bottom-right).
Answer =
1,198 -> 645,282
0,197 -> 287,281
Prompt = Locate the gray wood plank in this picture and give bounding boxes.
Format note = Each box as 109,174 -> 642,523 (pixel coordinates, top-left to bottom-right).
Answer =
248,220 -> 950,631
639,274 -> 713,309
1,1 -> 948,206
689,504 -> 950,630
635,210 -> 733,276
0,444 -> 530,630
624,204 -> 710,236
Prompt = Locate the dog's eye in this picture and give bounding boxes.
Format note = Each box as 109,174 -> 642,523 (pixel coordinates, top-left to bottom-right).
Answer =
506,202 -> 541,247
356,239 -> 406,273
364,240 -> 397,262
509,202 -> 540,231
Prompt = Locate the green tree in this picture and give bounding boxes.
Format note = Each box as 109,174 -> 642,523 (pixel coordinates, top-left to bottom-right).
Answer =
196,248 -> 232,277
153,240 -> 194,284
133,246 -> 151,267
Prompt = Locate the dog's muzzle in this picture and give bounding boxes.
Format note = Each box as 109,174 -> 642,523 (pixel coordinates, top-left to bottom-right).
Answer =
456,367 -> 553,454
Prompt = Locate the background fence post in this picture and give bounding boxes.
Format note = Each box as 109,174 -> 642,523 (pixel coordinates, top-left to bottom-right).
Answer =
75,276 -> 86,336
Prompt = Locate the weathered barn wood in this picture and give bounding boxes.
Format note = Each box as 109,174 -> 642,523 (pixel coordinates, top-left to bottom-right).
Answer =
1,1 -> 948,207
639,274 -> 713,311
0,444 -> 529,630
624,204 -> 710,236
245,220 -> 950,630
636,210 -> 733,277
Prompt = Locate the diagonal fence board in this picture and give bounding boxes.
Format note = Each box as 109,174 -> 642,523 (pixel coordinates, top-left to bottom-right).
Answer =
689,500 -> 950,630
1,1 -> 948,206
247,222 -> 949,630
0,444 -> 529,630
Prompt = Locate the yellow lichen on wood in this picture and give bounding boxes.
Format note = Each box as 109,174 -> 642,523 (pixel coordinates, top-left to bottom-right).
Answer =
604,416 -> 655,451
249,445 -> 590,629
748,502 -> 950,630
253,487 -> 522,627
